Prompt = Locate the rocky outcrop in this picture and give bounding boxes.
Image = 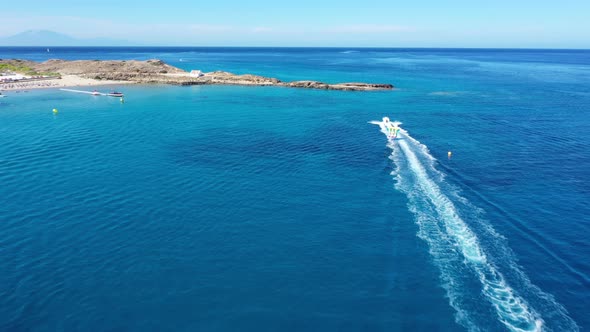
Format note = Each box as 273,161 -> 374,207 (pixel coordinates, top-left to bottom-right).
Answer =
1,59 -> 394,91
198,71 -> 281,85
285,81 -> 394,91
31,59 -> 185,76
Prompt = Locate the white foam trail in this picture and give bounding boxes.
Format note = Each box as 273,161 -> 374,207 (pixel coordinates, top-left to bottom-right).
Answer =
60,88 -> 105,95
375,121 -> 544,331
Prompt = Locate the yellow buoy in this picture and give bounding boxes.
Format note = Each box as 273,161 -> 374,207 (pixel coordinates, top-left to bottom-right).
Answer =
448,151 -> 452,159
52,108 -> 58,114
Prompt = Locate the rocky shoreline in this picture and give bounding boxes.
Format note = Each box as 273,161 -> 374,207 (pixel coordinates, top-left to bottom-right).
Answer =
1,59 -> 394,92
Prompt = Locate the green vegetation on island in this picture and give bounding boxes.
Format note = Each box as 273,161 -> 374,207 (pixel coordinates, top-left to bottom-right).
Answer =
0,61 -> 60,77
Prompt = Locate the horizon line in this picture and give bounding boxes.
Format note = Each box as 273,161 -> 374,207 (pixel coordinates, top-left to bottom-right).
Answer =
0,46 -> 589,51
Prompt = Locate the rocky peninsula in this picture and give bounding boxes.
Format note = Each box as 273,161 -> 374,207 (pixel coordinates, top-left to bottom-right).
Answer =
0,59 -> 393,92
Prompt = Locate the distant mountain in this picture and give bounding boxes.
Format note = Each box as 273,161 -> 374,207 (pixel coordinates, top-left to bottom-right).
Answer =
0,30 -> 135,46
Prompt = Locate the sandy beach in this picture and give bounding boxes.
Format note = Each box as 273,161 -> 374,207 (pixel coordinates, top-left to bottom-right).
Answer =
0,75 -> 133,91
0,59 -> 393,92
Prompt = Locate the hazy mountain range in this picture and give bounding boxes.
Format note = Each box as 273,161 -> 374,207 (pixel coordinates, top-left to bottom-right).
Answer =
0,30 -> 135,46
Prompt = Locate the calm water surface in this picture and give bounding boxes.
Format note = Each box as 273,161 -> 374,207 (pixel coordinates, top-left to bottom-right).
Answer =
0,47 -> 589,331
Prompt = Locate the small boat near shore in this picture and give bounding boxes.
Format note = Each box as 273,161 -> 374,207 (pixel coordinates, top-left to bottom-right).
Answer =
60,88 -> 124,98
106,91 -> 124,97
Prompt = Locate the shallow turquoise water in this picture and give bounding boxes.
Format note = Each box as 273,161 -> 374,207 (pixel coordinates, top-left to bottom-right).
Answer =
0,48 -> 589,331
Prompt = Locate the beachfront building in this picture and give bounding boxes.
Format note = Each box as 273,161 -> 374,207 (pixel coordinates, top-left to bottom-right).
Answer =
190,70 -> 204,77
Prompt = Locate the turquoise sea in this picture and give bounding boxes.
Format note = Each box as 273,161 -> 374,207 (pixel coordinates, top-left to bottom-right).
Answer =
0,47 -> 589,331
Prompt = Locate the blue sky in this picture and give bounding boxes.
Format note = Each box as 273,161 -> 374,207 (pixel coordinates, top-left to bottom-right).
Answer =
1,0 -> 589,47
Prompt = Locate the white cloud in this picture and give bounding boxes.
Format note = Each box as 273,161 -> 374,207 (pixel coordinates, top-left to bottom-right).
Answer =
186,24 -> 235,33
251,27 -> 273,33
324,24 -> 415,34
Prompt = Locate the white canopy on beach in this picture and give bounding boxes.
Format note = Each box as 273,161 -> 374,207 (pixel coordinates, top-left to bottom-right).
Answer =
0,73 -> 27,81
190,70 -> 204,77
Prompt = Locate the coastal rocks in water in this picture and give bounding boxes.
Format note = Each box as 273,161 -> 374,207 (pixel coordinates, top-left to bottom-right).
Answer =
285,81 -> 394,91
202,71 -> 281,85
1,59 -> 394,92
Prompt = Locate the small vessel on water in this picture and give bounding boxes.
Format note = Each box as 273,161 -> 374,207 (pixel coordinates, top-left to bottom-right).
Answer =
60,88 -> 125,98
107,91 -> 124,97
369,117 -> 402,139
382,117 -> 401,139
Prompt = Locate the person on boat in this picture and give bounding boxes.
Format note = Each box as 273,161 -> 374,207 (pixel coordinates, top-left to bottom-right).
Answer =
390,123 -> 400,139
382,117 -> 395,138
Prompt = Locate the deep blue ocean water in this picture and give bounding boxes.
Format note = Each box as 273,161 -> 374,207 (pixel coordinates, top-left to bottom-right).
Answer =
1,47 -> 589,331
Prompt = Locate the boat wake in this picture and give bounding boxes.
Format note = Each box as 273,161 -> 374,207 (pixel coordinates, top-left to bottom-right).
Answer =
372,121 -> 578,331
